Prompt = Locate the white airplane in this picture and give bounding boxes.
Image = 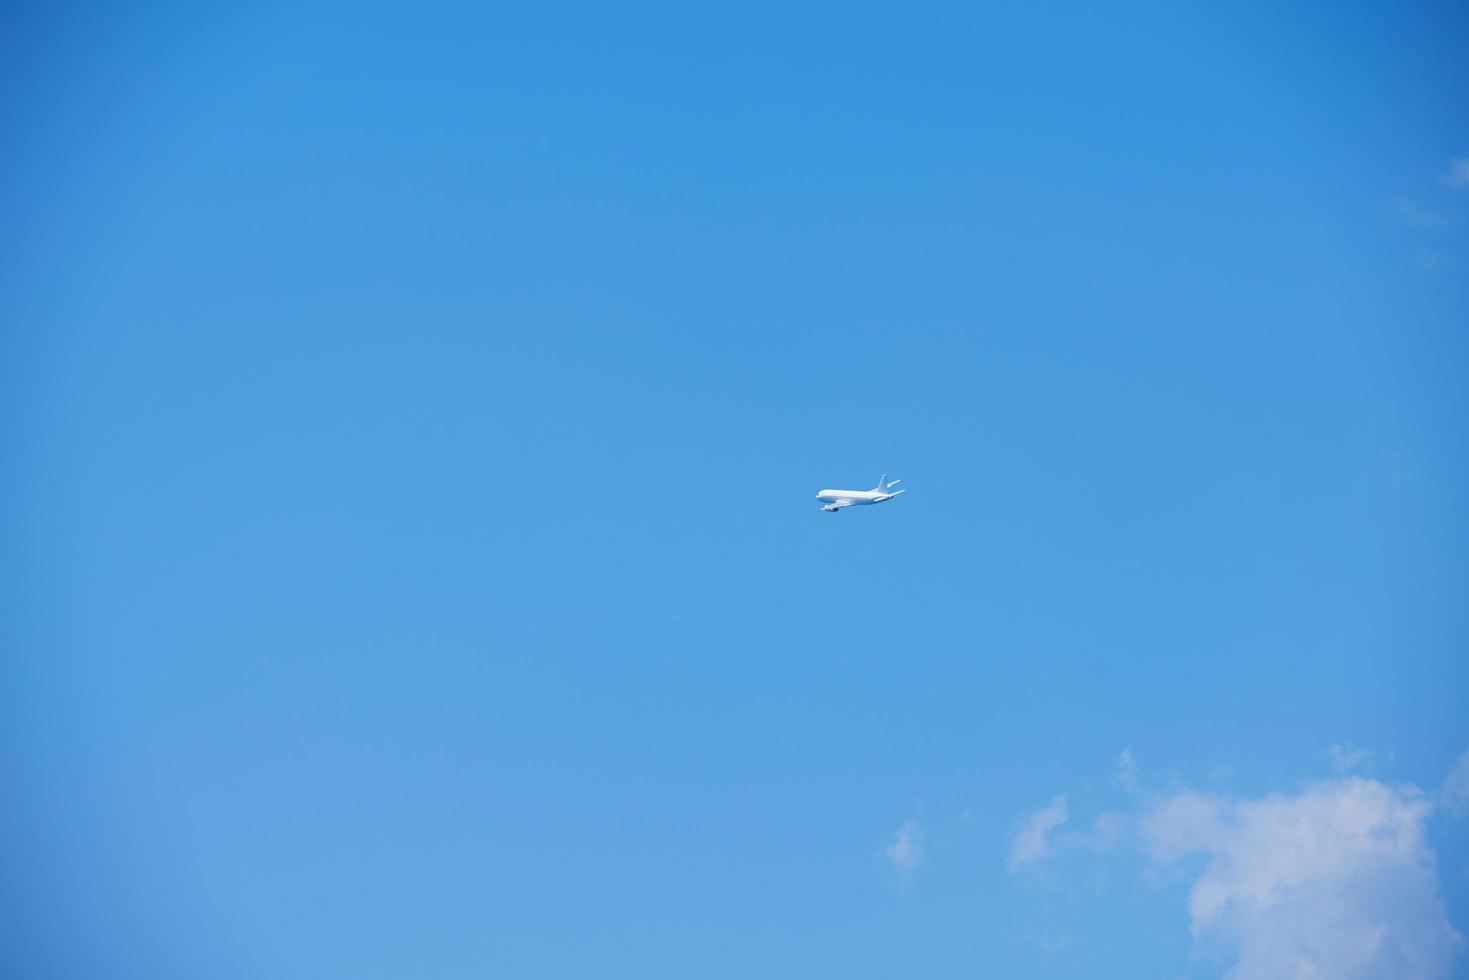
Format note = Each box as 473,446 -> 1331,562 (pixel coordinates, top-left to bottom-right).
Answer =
816,475 -> 906,512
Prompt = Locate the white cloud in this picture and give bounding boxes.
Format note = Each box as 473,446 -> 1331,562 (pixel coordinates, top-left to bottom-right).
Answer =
1142,778 -> 1460,979
1059,808 -> 1128,854
1442,749 -> 1469,817
883,819 -> 925,883
1008,794 -> 1068,872
1113,748 -> 1140,794
1011,752 -> 1469,978
1330,743 -> 1392,774
1447,157 -> 1469,189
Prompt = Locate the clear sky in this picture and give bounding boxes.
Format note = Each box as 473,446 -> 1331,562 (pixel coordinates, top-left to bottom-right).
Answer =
4,2 -> 1468,977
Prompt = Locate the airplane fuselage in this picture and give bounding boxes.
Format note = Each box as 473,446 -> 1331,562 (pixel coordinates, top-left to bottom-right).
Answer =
815,489 -> 895,505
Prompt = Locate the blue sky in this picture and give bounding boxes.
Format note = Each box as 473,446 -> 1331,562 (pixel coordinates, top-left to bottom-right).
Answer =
3,2 -> 1468,977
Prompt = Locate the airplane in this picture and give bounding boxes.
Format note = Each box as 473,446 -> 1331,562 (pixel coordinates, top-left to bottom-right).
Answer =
816,475 -> 906,512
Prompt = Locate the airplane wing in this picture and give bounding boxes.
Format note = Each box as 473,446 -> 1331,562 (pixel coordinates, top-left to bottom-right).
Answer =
822,498 -> 854,511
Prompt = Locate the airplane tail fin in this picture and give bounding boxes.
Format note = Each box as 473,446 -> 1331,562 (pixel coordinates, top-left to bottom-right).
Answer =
876,475 -> 903,493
